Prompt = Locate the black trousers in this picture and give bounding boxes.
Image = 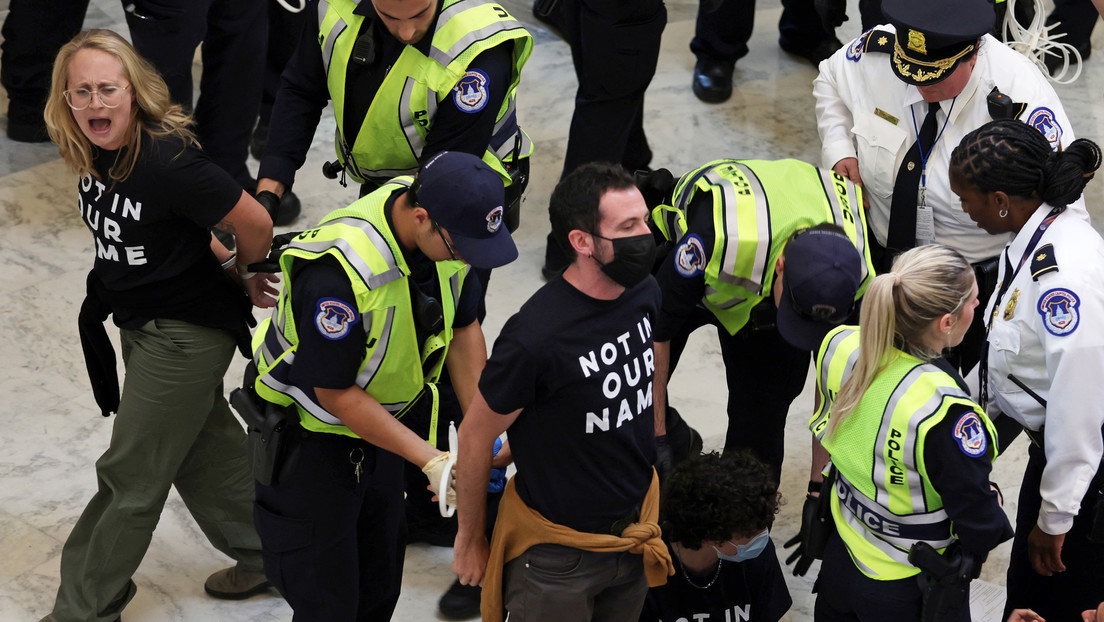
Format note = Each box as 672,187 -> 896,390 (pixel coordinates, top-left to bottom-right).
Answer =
1046,0 -> 1099,50
0,0 -> 89,121
259,0 -> 310,124
690,0 -> 833,65
543,0 -> 665,273
558,0 -> 665,177
123,0 -> 266,188
1005,441 -> 1104,622
667,305 -> 809,484
254,428 -> 405,622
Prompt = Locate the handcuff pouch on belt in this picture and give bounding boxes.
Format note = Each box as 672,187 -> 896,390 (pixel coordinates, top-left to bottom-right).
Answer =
229,362 -> 299,487
909,541 -> 979,622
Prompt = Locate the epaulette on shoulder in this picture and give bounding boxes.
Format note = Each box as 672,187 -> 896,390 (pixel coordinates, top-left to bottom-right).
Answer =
1030,243 -> 1059,280
864,29 -> 894,54
845,29 -> 893,62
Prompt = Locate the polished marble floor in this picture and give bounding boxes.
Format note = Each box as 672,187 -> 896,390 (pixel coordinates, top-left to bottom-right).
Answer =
2,0 -> 1103,620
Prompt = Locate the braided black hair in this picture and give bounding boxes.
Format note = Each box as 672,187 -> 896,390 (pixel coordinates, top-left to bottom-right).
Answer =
950,119 -> 1102,208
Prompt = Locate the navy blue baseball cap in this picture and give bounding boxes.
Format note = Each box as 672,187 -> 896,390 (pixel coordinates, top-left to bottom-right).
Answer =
776,228 -> 863,351
882,0 -> 994,86
413,151 -> 517,270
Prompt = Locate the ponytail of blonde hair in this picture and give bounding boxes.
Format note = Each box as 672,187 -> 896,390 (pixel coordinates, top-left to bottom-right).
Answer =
826,245 -> 974,436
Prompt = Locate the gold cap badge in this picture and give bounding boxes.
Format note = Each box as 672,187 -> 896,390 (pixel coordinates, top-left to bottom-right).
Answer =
908,29 -> 927,55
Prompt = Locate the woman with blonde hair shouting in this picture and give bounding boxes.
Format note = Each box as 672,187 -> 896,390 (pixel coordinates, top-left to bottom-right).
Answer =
40,28 -> 277,622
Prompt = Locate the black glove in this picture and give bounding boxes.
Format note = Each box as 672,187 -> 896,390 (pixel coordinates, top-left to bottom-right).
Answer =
813,0 -> 847,31
255,190 -> 281,223
783,493 -> 821,576
655,435 -> 674,481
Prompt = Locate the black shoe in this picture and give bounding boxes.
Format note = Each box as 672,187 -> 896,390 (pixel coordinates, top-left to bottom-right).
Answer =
438,579 -> 481,620
692,59 -> 734,103
250,118 -> 269,161
779,36 -> 843,67
274,191 -> 301,226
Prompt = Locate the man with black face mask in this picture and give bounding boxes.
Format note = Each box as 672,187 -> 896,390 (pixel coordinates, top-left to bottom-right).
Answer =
451,162 -> 673,622
644,158 -> 876,485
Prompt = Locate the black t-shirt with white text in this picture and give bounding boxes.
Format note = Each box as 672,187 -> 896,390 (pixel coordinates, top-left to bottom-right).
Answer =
479,275 -> 661,533
640,539 -> 792,622
81,132 -> 249,333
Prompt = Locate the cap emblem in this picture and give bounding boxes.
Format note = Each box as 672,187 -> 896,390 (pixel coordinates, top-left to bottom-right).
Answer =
907,29 -> 927,55
486,205 -> 504,233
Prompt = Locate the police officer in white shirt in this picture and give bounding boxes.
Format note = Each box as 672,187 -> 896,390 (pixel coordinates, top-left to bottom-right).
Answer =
949,119 -> 1104,622
814,0 -> 1082,374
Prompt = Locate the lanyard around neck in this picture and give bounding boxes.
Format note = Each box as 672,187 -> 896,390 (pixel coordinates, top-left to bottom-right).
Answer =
910,97 -> 957,188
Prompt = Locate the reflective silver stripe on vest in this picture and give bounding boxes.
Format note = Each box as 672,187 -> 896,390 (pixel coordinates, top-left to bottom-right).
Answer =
835,471 -> 954,570
437,0 -> 480,25
287,217 -> 405,290
319,3 -> 346,75
430,0 -> 525,66
704,285 -> 745,310
355,305 -> 396,388
817,167 -> 869,284
705,166 -> 770,293
812,329 -> 859,437
259,316 -> 295,367
448,270 -> 462,305
399,77 -> 425,158
258,352 -> 344,425
334,129 -> 370,180
873,364 -> 968,512
490,98 -> 529,159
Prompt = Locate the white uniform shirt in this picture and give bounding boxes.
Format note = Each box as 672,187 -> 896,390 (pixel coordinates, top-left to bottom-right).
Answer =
814,26 -> 1084,264
984,205 -> 1104,535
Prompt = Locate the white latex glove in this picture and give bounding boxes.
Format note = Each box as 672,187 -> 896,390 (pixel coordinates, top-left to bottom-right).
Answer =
422,451 -> 457,508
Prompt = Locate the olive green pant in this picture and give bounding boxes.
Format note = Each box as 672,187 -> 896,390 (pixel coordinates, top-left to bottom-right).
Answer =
52,319 -> 263,622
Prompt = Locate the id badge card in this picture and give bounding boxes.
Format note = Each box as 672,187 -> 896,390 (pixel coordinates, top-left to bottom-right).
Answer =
915,203 -> 936,246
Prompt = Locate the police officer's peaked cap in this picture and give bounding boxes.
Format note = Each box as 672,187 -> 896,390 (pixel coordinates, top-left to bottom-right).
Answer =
882,0 -> 994,86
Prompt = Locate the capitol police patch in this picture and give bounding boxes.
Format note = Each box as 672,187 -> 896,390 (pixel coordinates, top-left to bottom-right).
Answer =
453,69 -> 490,113
315,297 -> 358,340
953,412 -> 988,458
1038,287 -> 1080,336
486,205 -> 504,233
846,29 -> 871,62
674,234 -> 707,278
1028,107 -> 1063,148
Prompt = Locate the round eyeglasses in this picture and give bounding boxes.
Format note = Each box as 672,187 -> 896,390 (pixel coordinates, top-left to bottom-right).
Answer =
63,85 -> 131,111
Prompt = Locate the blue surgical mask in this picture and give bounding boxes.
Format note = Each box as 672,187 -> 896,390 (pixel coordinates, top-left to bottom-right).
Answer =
713,529 -> 770,563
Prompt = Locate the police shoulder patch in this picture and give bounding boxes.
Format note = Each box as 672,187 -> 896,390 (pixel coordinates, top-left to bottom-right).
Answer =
1038,287 -> 1080,336
315,297 -> 358,340
453,69 -> 490,113
952,412 -> 988,458
1028,107 -> 1063,149
845,29 -> 871,62
674,233 -> 707,278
